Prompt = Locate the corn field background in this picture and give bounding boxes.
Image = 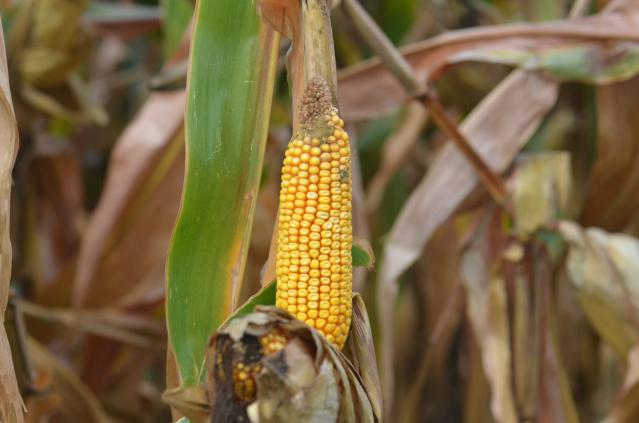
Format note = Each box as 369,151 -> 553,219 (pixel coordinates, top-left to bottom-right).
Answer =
2,0 -> 639,421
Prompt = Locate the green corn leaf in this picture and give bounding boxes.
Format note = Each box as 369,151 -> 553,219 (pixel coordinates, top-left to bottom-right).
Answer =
166,1 -> 280,386
352,241 -> 374,269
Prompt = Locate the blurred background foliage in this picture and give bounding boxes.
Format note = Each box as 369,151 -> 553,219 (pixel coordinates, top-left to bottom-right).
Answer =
2,0 -> 639,421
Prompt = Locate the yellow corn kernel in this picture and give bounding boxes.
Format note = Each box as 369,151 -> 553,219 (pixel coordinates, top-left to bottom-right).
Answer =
259,328 -> 289,356
275,79 -> 352,349
232,361 -> 262,402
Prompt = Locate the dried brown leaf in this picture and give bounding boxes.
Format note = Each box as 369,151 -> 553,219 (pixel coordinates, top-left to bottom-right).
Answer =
461,251 -> 518,423
22,149 -> 85,300
73,90 -> 185,307
400,220 -> 464,423
377,70 -> 558,406
68,91 -> 184,401
338,1 -> 639,120
581,74 -> 639,232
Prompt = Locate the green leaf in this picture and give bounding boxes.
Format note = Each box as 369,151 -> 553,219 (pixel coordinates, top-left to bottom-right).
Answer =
352,241 -> 374,269
166,1 -> 280,386
228,280 -> 277,323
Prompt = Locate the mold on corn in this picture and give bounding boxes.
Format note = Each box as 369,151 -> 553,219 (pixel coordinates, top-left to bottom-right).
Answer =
275,78 -> 352,349
231,329 -> 290,401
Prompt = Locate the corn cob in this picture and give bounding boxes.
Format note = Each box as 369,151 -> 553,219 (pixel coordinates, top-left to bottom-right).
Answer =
275,78 -> 352,349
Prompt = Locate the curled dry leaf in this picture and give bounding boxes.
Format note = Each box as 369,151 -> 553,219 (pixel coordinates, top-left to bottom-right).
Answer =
0,18 -> 25,422
200,307 -> 376,423
558,221 -> 639,357
337,0 -> 639,120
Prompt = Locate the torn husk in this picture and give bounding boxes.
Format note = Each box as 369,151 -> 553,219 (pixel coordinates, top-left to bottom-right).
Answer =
201,307 -> 376,423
